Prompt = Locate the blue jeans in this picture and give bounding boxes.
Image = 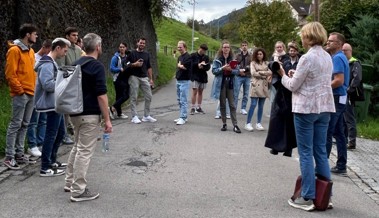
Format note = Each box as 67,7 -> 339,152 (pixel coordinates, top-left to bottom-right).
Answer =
5,94 -> 34,158
27,109 -> 47,148
294,113 -> 331,199
41,111 -> 65,171
326,97 -> 347,170
176,80 -> 190,119
234,76 -> 250,110
247,97 -> 266,124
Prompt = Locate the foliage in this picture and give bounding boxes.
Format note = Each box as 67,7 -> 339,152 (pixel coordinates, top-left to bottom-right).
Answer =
155,53 -> 177,86
347,15 -> 379,76
220,9 -> 243,44
319,0 -> 379,39
186,18 -> 200,31
240,0 -> 298,55
150,0 -> 184,21
0,85 -> 11,156
357,116 -> 379,140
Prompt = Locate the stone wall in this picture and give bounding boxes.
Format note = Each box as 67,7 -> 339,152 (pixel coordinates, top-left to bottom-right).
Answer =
0,0 -> 158,84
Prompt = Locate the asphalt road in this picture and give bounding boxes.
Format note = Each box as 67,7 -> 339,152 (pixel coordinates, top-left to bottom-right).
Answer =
0,72 -> 378,218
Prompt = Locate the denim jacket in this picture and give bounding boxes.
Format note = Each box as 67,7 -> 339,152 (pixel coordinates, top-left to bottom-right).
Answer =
210,58 -> 239,100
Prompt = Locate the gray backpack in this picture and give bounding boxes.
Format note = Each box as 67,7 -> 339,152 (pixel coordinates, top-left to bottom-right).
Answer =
55,59 -> 93,114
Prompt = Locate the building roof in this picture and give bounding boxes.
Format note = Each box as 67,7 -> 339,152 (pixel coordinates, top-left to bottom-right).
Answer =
288,1 -> 311,16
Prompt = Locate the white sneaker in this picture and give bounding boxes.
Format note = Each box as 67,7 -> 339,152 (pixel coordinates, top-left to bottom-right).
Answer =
117,113 -> 128,119
174,118 -> 188,122
226,115 -> 231,119
142,115 -> 157,122
27,147 -> 41,157
244,123 -> 254,131
176,118 -> 186,125
240,109 -> 248,115
40,169 -> 65,177
214,115 -> 221,119
108,107 -> 115,120
256,123 -> 265,131
131,116 -> 142,124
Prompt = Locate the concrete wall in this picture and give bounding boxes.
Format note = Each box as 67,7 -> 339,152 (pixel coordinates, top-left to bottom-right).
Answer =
0,0 -> 158,84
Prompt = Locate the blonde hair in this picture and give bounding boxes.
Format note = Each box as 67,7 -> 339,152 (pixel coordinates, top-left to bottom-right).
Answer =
178,40 -> 187,49
274,41 -> 286,52
300,22 -> 327,46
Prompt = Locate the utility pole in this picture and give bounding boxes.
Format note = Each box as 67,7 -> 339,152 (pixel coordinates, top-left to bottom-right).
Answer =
191,0 -> 197,53
314,0 -> 320,22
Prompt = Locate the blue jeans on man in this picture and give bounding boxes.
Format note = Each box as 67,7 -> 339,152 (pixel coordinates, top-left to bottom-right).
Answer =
326,96 -> 347,171
176,80 -> 190,119
294,112 -> 331,199
41,111 -> 65,171
27,109 -> 47,148
234,76 -> 250,110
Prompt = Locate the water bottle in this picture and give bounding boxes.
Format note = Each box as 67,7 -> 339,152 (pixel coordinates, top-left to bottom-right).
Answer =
102,133 -> 110,152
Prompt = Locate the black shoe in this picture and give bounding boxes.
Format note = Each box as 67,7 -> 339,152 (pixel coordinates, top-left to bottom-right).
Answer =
283,151 -> 292,157
233,125 -> 241,133
221,124 -> 227,131
331,166 -> 347,176
347,143 -> 356,150
190,108 -> 195,115
196,107 -> 205,114
270,149 -> 278,155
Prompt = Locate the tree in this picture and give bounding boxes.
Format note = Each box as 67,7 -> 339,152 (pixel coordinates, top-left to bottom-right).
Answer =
240,1 -> 298,54
150,0 -> 185,21
186,18 -> 200,31
220,9 -> 243,43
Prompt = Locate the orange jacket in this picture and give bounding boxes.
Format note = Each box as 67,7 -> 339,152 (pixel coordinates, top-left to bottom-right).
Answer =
5,39 -> 36,97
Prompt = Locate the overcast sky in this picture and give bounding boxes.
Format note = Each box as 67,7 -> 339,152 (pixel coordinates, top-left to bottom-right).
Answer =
176,0 -> 249,23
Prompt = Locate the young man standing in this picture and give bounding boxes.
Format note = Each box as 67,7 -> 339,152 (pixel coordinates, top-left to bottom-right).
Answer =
234,41 -> 252,115
175,41 -> 192,125
56,27 -> 82,145
65,33 -> 112,202
26,39 -> 52,157
127,37 -> 157,124
3,23 -> 38,169
34,38 -> 71,176
190,44 -> 210,115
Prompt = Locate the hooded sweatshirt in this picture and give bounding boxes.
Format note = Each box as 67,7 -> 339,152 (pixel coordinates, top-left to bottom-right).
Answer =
5,39 -> 36,96
34,55 -> 58,112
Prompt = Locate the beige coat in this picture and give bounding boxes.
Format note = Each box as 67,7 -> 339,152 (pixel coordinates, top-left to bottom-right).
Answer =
250,61 -> 272,98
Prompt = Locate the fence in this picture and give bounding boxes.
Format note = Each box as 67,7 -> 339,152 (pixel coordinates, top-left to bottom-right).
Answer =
158,45 -> 216,59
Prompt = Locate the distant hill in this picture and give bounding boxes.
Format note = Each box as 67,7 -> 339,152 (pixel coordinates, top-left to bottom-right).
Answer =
207,7 -> 247,27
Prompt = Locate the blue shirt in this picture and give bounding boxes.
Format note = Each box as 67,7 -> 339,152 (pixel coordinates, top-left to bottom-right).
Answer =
332,51 -> 350,96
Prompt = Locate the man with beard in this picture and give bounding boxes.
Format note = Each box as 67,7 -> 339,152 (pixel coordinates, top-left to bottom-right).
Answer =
127,37 -> 157,124
3,24 -> 39,169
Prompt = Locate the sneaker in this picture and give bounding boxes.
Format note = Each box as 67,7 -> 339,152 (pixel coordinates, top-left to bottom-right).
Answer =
226,115 -> 231,119
221,124 -> 227,131
142,115 -> 157,123
40,168 -> 65,177
214,115 -> 221,119
108,107 -> 115,120
328,198 -> 333,209
27,147 -> 42,157
196,107 -> 205,114
51,161 -> 68,169
131,116 -> 142,124
117,113 -> 128,119
176,118 -> 186,125
63,136 -> 75,145
190,108 -> 196,115
70,188 -> 100,202
288,197 -> 315,211
233,125 -> 241,133
174,118 -> 188,122
240,109 -> 248,115
255,123 -> 265,131
244,123 -> 254,131
15,155 -> 36,164
64,186 -> 71,192
3,158 -> 20,170
330,166 -> 347,176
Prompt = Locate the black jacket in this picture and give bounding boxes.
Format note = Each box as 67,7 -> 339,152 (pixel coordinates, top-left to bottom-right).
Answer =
190,52 -> 210,83
176,52 -> 192,80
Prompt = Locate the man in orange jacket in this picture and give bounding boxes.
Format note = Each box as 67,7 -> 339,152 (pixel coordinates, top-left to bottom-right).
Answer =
3,23 -> 38,170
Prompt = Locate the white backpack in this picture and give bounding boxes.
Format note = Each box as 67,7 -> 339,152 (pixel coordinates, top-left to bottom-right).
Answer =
55,59 -> 93,114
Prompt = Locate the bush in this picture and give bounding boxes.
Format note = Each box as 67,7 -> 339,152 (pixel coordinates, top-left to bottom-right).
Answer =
0,85 -> 11,156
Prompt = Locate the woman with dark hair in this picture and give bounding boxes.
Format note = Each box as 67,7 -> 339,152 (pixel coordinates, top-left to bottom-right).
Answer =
109,42 -> 130,119
211,40 -> 241,133
244,48 -> 272,132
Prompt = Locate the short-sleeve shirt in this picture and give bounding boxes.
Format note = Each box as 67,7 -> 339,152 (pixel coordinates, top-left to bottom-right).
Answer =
332,51 -> 350,96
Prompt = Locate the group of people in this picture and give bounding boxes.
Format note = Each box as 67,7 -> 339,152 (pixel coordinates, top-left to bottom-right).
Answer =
4,24 -> 112,202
